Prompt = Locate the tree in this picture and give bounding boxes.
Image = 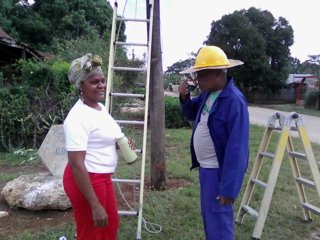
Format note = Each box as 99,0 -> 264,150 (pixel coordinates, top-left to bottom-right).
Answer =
148,0 -> 166,190
2,0 -> 123,52
165,57 -> 195,84
299,55 -> 320,110
0,0 -> 13,32
288,57 -> 301,73
293,55 -> 320,75
0,1 -> 142,151
0,0 -> 26,39
205,7 -> 294,94
165,57 -> 195,76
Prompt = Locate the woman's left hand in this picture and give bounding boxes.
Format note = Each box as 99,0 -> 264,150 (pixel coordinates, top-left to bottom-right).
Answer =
128,138 -> 136,150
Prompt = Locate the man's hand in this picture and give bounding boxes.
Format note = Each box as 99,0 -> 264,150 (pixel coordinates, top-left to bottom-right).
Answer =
178,79 -> 189,102
217,196 -> 234,206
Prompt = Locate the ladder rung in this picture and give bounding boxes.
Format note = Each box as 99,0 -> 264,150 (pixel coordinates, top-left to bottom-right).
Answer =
117,17 -> 149,23
251,178 -> 267,188
115,41 -> 148,47
260,152 -> 275,159
242,205 -> 258,219
118,210 -> 138,216
111,93 -> 145,98
301,203 -> 320,215
295,177 -> 315,189
112,178 -> 140,184
116,120 -> 144,125
268,126 -> 298,131
112,66 -> 146,72
269,126 -> 282,131
135,148 -> 142,153
288,151 -> 306,160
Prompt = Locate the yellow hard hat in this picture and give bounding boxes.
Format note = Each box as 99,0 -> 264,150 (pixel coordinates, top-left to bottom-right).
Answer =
180,46 -> 243,74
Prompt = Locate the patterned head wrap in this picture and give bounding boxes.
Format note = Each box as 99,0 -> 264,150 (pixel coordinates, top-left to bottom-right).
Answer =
68,53 -> 103,89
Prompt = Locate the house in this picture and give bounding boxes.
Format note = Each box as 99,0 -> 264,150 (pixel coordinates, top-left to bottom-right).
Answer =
0,28 -> 52,67
286,74 -> 320,105
286,74 -> 319,88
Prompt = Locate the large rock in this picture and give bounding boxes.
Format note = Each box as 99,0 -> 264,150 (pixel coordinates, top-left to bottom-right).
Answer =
1,173 -> 71,210
0,211 -> 9,218
38,125 -> 68,177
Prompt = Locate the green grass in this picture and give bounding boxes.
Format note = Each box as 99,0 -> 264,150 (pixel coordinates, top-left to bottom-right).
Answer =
1,126 -> 320,239
0,149 -> 40,182
255,103 -> 320,117
0,173 -> 19,182
1,224 -> 75,240
0,149 -> 40,166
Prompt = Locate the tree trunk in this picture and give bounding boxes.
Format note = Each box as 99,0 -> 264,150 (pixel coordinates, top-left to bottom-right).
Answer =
147,0 -> 166,190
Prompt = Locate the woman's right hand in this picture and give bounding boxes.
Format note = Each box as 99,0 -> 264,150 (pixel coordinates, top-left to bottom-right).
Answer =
178,79 -> 189,102
92,204 -> 108,227
67,151 -> 108,228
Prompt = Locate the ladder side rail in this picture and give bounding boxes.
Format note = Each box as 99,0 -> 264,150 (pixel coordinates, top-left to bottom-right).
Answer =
267,112 -> 284,129
252,126 -> 290,239
235,127 -> 273,224
296,119 -> 320,200
106,1 -> 144,217
235,112 -> 285,224
236,112 -> 320,239
105,1 -> 118,112
136,1 -> 154,239
286,135 -> 312,220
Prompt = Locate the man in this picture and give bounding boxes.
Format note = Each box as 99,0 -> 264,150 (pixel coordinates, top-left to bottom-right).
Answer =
178,46 -> 249,240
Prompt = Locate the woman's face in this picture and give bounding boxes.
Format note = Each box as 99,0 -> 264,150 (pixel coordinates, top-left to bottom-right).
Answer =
81,73 -> 106,103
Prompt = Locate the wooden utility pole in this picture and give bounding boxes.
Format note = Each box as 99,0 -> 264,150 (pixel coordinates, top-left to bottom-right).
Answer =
146,0 -> 166,189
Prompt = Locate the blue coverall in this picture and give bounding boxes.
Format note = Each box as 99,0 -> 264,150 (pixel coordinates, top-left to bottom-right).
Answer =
180,78 -> 249,239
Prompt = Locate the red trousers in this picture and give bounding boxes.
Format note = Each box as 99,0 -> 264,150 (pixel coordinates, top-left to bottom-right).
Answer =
63,164 -> 120,240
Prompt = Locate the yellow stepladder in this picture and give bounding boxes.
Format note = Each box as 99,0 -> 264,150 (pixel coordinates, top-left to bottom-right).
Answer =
235,112 -> 320,239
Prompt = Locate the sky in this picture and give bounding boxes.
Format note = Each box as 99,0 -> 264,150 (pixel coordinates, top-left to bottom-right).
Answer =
108,0 -> 320,70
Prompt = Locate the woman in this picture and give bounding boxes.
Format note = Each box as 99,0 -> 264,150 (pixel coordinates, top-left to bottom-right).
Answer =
63,53 -> 127,240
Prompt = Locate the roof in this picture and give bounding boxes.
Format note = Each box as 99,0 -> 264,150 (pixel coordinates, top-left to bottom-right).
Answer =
0,28 -> 53,66
0,30 -> 14,41
286,74 -> 319,87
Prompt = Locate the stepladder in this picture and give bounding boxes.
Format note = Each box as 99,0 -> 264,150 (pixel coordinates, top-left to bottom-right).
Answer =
235,112 -> 320,239
105,0 -> 155,239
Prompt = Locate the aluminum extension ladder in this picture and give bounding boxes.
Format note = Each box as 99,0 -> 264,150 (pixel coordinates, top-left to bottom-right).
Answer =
105,1 -> 154,239
235,112 -> 320,239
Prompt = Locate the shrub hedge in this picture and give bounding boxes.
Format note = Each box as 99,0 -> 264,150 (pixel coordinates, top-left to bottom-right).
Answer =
165,96 -> 191,129
305,90 -> 320,109
0,58 -> 191,150
0,59 -> 77,151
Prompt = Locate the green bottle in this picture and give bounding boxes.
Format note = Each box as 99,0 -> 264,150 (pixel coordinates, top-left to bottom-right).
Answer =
116,136 -> 137,164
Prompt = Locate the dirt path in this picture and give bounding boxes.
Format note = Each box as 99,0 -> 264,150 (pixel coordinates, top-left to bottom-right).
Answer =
0,162 -> 189,239
164,91 -> 320,144
249,106 -> 320,144
0,164 -> 74,239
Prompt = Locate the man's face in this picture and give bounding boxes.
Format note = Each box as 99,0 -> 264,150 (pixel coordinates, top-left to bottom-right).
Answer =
195,69 -> 222,92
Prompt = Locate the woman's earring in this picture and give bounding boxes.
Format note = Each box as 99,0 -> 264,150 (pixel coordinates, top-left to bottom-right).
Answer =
80,89 -> 84,102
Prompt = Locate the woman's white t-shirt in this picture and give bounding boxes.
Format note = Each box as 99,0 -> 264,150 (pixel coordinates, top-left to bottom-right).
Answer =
64,99 -> 124,173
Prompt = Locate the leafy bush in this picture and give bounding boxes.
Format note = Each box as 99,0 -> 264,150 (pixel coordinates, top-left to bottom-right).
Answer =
0,59 -> 77,151
0,55 -> 146,150
305,90 -> 320,109
0,86 -> 32,150
165,96 -> 191,129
